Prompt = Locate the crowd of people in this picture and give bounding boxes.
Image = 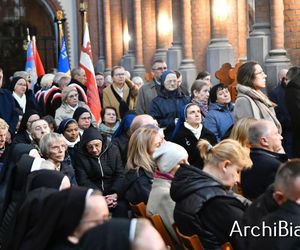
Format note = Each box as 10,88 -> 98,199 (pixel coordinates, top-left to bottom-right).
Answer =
0,59 -> 299,250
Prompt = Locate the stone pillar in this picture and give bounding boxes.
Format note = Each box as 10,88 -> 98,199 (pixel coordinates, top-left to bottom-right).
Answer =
132,0 -> 146,78
206,0 -> 234,84
167,0 -> 183,71
96,0 -> 105,73
178,0 -> 197,91
121,0 -> 135,71
265,0 -> 291,94
247,0 -> 271,67
103,0 -> 112,75
153,0 -> 172,62
237,0 -> 247,62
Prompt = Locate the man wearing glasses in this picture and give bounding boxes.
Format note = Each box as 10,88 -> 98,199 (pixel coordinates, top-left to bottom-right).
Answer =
136,59 -> 167,115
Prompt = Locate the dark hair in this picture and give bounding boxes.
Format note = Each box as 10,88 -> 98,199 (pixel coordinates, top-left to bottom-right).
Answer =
111,66 -> 124,77
152,59 -> 165,67
209,83 -> 227,103
95,72 -> 104,76
196,71 -> 210,80
174,70 -> 181,79
287,66 -> 300,83
43,115 -> 58,132
101,106 -> 117,121
237,61 -> 258,88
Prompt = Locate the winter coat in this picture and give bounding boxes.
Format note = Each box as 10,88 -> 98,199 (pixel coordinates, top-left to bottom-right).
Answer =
122,168 -> 153,205
170,165 -> 246,250
73,137 -> 124,195
203,102 -> 234,142
173,124 -> 217,168
149,89 -> 190,135
248,200 -> 300,250
0,89 -> 19,134
241,148 -> 288,200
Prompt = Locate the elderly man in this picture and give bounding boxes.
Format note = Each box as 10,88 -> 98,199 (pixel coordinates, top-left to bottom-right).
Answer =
241,120 -> 288,200
136,59 -> 167,115
69,68 -> 88,104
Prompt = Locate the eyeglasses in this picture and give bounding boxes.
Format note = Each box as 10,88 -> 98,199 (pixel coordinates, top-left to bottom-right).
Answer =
152,67 -> 167,71
16,83 -> 27,87
68,94 -> 78,98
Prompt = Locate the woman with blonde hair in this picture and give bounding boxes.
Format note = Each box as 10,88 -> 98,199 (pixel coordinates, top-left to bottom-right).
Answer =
122,125 -> 164,205
170,139 -> 252,250
229,117 -> 257,148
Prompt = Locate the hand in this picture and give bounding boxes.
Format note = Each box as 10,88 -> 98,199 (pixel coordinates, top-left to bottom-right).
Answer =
105,193 -> 118,208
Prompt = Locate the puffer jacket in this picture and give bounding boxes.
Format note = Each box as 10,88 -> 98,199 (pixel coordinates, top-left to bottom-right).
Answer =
170,165 -> 246,250
73,136 -> 124,196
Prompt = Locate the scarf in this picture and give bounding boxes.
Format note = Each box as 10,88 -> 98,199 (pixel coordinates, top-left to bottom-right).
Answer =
184,122 -> 203,140
236,84 -> 282,133
154,168 -> 174,181
64,136 -> 80,148
192,99 -> 208,117
13,91 -> 26,113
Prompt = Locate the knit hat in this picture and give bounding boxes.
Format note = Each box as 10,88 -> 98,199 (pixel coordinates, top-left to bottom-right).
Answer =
73,107 -> 90,122
57,118 -> 77,134
160,70 -> 175,86
9,77 -> 25,92
209,83 -> 227,103
152,141 -> 188,173
61,86 -> 77,103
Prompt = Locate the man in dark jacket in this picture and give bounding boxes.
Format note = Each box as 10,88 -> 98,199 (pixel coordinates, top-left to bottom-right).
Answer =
73,127 -> 124,211
241,120 -> 288,200
247,159 -> 300,250
68,67 -> 88,104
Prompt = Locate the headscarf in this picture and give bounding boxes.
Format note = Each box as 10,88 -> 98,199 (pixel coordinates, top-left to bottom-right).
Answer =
73,107 -> 91,123
9,77 -> 24,92
79,218 -> 131,250
81,127 -> 103,148
17,109 -> 40,133
57,118 -> 77,134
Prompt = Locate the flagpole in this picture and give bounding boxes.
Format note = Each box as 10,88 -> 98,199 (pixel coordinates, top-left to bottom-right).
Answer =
80,2 -> 88,37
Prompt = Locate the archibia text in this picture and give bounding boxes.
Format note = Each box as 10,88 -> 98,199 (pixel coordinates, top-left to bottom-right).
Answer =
229,220 -> 300,237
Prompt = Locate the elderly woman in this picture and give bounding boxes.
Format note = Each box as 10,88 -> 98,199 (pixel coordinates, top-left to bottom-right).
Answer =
73,107 -> 96,135
203,83 -> 234,142
54,86 -> 93,126
122,125 -> 164,205
73,127 -> 124,214
234,61 -> 281,133
99,106 -> 120,141
172,103 -> 217,168
150,70 -> 190,139
170,139 -> 252,249
190,79 -> 210,118
39,132 -> 77,185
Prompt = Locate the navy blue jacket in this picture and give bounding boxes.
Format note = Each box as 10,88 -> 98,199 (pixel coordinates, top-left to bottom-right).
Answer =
0,89 -> 18,134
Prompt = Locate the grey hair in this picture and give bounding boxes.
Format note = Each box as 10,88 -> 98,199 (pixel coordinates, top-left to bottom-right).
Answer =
39,132 -> 66,158
248,120 -> 272,146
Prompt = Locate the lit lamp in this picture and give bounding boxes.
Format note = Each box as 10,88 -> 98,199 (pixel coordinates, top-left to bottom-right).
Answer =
123,31 -> 131,47
213,0 -> 229,22
158,13 -> 173,35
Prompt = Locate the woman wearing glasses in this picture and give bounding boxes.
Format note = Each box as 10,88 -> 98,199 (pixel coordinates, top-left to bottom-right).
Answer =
234,61 -> 281,133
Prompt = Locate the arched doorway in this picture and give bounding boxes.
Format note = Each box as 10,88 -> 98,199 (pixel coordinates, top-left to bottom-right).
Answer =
0,0 -> 56,84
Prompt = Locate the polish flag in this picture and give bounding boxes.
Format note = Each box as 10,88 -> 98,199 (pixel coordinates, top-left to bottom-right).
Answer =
80,23 -> 101,124
32,36 -> 45,77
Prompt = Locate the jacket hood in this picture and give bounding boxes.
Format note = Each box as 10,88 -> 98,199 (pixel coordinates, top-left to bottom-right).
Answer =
170,164 -> 223,202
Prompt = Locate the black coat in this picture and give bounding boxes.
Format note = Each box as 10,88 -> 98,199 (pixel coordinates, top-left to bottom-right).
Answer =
248,200 -> 300,250
122,168 -> 153,205
0,89 -> 18,134
170,165 -> 246,250
73,138 -> 124,195
241,148 -> 288,200
173,125 -> 217,168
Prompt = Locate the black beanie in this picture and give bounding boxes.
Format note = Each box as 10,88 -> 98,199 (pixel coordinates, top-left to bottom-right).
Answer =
73,107 -> 90,122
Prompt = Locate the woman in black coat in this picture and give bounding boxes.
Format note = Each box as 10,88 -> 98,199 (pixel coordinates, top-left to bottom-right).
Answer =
172,103 -> 217,169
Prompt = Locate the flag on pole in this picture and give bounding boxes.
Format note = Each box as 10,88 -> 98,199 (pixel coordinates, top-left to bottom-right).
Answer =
58,36 -> 70,74
25,41 -> 37,88
32,36 -> 45,77
80,22 -> 101,124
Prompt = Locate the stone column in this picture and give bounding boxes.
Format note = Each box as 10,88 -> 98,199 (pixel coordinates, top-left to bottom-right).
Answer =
96,0 -> 105,72
121,0 -> 135,71
265,0 -> 290,94
167,0 -> 183,70
206,0 -> 234,84
247,0 -> 271,67
103,0 -> 112,75
178,0 -> 197,91
153,0 -> 172,62
237,0 -> 247,62
132,0 -> 146,78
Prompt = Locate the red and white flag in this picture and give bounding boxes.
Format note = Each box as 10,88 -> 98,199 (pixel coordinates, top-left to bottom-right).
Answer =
79,22 -> 101,124
32,36 -> 45,77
